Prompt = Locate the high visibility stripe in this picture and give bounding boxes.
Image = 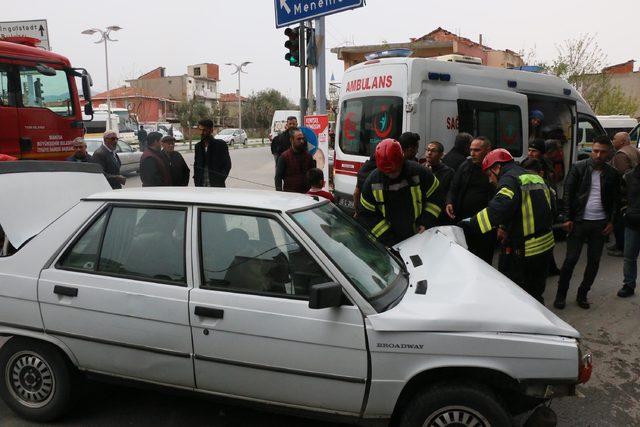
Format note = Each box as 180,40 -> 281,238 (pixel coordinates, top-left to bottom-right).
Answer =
544,188 -> 551,209
410,185 -> 422,219
521,190 -> 535,237
476,208 -> 492,233
425,202 -> 441,218
425,177 -> 440,198
373,189 -> 385,216
371,219 -> 390,237
524,231 -> 555,257
360,195 -> 376,212
519,174 -> 545,185
498,187 -> 515,199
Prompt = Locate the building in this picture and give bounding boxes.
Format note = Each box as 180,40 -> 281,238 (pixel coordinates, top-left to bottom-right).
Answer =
127,63 -> 220,109
592,60 -> 640,118
218,92 -> 247,128
331,27 -> 524,70
90,86 -> 180,123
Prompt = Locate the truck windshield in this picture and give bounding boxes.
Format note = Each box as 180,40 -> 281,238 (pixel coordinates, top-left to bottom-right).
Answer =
291,203 -> 406,306
339,96 -> 403,157
18,66 -> 74,117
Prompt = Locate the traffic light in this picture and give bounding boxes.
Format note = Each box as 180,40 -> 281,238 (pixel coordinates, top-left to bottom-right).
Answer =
284,27 -> 300,67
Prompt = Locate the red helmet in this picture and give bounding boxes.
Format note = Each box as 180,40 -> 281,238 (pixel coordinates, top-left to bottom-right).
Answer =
375,139 -> 404,174
482,148 -> 513,172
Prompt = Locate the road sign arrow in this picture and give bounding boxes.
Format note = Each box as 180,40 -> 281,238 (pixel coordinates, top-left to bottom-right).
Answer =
38,25 -> 44,36
279,0 -> 291,14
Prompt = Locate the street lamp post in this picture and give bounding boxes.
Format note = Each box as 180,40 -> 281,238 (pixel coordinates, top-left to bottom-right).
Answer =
81,26 -> 122,131
225,62 -> 251,130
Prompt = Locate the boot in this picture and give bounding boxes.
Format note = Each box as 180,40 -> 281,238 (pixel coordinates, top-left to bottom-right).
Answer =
553,287 -> 567,309
576,288 -> 590,309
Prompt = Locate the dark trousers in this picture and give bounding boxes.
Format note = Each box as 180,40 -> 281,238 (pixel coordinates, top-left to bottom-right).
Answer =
508,250 -> 550,303
557,220 -> 607,299
466,230 -> 496,265
613,212 -> 625,251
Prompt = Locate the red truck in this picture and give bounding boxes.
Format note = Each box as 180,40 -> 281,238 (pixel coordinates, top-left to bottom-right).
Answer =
0,37 -> 93,160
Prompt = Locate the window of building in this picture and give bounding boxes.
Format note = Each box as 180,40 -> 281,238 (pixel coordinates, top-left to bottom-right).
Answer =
193,67 -> 201,76
199,211 -> 330,298
18,66 -> 74,116
458,100 -> 523,157
59,206 -> 187,285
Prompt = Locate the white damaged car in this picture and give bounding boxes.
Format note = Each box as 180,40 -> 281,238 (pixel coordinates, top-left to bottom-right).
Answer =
0,162 -> 591,426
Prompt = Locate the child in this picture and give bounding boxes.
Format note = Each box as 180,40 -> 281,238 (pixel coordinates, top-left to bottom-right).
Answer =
306,168 -> 335,202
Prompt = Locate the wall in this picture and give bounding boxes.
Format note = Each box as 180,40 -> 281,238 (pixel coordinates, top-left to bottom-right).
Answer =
129,76 -> 188,102
608,72 -> 640,118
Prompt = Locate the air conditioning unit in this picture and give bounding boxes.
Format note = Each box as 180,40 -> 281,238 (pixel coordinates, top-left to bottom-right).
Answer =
435,54 -> 483,65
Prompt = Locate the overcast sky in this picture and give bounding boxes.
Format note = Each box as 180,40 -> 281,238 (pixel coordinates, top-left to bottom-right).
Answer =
5,0 -> 638,102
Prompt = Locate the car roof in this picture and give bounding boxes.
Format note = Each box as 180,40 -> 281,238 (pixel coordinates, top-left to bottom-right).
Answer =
84,187 -> 324,212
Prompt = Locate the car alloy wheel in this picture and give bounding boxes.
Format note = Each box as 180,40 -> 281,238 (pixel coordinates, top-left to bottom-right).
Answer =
423,405 -> 490,427
6,351 -> 55,409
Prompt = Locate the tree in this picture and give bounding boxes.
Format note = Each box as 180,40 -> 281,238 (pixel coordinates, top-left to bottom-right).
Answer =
243,89 -> 296,138
595,85 -> 640,116
176,99 -> 211,148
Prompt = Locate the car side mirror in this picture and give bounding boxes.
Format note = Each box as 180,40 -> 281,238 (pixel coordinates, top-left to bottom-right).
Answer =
309,282 -> 343,309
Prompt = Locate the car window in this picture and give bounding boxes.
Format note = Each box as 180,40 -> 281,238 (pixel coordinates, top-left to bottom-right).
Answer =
116,140 -> 131,152
458,100 -> 523,157
59,211 -> 108,271
199,211 -> 330,298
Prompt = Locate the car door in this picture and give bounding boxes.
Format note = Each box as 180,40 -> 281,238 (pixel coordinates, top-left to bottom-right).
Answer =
116,140 -> 135,174
38,203 -> 194,387
189,208 -> 368,414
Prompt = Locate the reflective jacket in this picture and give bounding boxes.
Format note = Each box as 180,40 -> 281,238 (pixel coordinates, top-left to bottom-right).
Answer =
471,162 -> 554,257
359,160 -> 444,246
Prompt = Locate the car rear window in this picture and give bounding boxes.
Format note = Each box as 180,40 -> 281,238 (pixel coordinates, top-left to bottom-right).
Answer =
339,96 -> 403,156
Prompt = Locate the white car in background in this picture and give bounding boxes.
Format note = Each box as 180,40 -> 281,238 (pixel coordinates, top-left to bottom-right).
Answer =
0,162 -> 591,426
84,138 -> 141,175
216,128 -> 247,145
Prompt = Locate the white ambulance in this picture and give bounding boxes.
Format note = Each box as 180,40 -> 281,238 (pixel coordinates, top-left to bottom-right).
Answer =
333,56 -> 606,210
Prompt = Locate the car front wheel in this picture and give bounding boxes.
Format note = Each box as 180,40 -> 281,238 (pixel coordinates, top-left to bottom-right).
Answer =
0,337 -> 77,422
399,382 -> 512,427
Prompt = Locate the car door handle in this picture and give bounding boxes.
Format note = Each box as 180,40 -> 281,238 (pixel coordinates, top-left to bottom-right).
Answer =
53,285 -> 78,297
194,306 -> 224,319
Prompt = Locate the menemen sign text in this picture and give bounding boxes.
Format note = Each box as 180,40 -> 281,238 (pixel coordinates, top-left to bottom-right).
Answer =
274,0 -> 364,28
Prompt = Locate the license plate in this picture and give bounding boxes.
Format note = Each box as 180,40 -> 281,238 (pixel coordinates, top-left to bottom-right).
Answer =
338,197 -> 354,209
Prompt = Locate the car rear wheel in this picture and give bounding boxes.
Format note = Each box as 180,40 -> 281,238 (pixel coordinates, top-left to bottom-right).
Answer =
399,382 -> 512,427
0,338 -> 77,422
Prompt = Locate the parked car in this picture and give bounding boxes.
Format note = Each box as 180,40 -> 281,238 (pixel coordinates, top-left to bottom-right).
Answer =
216,128 -> 247,145
85,138 -> 141,175
0,162 -> 591,426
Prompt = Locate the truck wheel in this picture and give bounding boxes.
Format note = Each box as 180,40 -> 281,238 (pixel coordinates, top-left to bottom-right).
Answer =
0,337 -> 77,422
399,382 -> 512,427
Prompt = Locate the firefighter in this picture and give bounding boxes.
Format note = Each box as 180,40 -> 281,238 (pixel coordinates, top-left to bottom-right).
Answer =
461,149 -> 555,303
359,138 -> 444,247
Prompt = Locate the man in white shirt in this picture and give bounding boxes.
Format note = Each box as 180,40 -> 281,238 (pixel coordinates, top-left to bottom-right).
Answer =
554,136 -> 621,309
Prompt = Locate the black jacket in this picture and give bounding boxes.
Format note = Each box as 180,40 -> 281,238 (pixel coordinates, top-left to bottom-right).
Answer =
164,151 -> 190,186
270,130 -> 292,156
562,159 -> 621,223
140,148 -> 171,187
470,162 -> 555,256
430,162 -> 454,196
193,136 -> 232,187
447,158 -> 495,219
89,145 -> 122,189
359,160 -> 444,246
442,148 -> 467,171
623,166 -> 640,230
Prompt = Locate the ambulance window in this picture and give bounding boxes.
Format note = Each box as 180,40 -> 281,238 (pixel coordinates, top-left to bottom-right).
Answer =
339,97 -> 403,156
18,66 -> 74,117
458,100 -> 523,157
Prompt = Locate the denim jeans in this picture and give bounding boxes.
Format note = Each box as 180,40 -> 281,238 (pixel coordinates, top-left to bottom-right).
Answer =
557,220 -> 607,298
623,227 -> 640,289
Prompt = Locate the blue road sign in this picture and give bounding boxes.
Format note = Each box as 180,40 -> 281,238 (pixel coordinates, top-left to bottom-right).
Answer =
300,126 -> 318,155
274,0 -> 364,28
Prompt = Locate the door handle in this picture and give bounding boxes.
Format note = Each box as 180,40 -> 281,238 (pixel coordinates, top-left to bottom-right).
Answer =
194,306 -> 224,319
53,285 -> 78,297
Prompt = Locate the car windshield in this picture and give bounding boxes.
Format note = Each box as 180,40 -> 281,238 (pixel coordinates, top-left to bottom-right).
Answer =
85,140 -> 102,152
218,129 -> 236,135
291,203 -> 404,301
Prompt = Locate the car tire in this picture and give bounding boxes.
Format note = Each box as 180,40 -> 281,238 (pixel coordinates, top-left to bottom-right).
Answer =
230,139 -> 235,145
0,337 -> 78,422
398,382 -> 512,427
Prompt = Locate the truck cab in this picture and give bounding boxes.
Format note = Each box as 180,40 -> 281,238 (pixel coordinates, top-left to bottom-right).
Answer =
0,37 -> 93,160
333,57 -> 605,210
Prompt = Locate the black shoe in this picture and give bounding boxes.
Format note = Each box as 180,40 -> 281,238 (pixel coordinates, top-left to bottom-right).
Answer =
576,295 -> 590,309
549,267 -> 562,277
617,286 -> 635,298
553,298 -> 566,309
606,243 -> 618,251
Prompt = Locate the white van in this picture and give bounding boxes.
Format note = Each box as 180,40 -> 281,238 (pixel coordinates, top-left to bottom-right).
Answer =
333,57 -> 606,210
597,115 -> 638,138
269,110 -> 300,141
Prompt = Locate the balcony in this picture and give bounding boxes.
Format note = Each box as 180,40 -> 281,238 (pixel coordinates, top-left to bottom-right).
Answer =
193,89 -> 217,100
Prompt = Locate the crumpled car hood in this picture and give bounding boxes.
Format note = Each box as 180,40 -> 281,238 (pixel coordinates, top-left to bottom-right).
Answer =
367,227 -> 579,338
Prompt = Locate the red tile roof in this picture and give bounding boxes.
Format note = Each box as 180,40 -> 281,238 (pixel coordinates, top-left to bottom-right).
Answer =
219,93 -> 247,102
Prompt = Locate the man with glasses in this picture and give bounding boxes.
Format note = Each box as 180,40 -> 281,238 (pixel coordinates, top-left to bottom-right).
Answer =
66,138 -> 92,163
446,136 -> 496,263
193,119 -> 231,187
89,130 -> 126,189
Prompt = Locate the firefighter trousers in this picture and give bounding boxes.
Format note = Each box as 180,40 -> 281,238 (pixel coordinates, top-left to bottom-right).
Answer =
507,250 -> 550,304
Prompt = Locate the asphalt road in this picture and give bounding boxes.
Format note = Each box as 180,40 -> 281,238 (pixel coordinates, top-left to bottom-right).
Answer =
1,146 -> 639,426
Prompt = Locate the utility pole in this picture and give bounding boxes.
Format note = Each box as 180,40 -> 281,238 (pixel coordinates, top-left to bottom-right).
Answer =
314,17 -> 326,114
299,22 -> 307,118
225,62 -> 251,129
